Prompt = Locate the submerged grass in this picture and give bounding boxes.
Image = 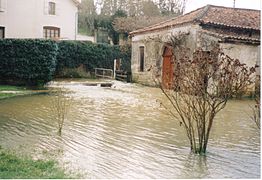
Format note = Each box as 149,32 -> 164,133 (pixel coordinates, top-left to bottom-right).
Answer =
0,150 -> 71,179
0,85 -> 48,100
0,93 -> 18,99
0,85 -> 25,91
0,85 -> 27,100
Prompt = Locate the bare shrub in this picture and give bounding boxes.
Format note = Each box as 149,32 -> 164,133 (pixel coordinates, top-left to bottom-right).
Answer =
154,45 -> 256,154
51,88 -> 72,135
250,75 -> 260,129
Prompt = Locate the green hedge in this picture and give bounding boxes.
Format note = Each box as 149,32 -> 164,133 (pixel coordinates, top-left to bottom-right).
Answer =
0,39 -> 131,86
56,41 -> 131,76
0,39 -> 58,86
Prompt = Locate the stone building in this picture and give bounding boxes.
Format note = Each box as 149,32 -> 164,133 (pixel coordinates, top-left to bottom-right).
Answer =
129,5 -> 260,87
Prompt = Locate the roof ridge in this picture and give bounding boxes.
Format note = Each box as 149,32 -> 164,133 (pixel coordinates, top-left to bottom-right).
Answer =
195,5 -> 210,21
206,4 -> 260,12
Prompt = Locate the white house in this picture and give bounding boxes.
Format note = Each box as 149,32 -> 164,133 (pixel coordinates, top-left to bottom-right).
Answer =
0,0 -> 81,40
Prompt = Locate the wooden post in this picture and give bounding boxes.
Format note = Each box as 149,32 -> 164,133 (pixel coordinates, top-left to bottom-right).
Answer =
113,59 -> 116,79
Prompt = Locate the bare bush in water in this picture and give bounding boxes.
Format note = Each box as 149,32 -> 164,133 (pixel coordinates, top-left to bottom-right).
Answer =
51,88 -> 72,135
250,75 -> 260,129
153,45 -> 256,154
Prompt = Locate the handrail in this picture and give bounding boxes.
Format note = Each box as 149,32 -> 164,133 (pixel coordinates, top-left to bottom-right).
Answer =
94,68 -> 113,79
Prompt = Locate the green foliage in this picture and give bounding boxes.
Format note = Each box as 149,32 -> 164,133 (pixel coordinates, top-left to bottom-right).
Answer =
0,39 -> 58,86
56,41 -> 131,76
93,10 -> 128,44
119,44 -> 131,72
0,39 -> 131,84
0,151 -> 70,179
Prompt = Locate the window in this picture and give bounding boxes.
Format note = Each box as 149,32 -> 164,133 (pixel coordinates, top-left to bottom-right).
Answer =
43,26 -> 60,39
48,2 -> 56,15
0,27 -> 5,39
139,46 -> 144,72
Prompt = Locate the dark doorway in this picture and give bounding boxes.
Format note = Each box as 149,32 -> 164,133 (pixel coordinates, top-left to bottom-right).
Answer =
139,46 -> 144,72
0,27 -> 5,39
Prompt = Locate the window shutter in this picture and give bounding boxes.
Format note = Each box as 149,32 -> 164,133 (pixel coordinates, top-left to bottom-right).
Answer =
44,0 -> 49,15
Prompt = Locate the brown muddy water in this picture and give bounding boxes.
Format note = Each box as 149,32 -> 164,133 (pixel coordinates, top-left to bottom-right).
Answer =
0,80 -> 260,178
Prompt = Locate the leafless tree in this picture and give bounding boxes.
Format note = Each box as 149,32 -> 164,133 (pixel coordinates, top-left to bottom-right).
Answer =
113,16 -> 171,33
154,44 -> 256,154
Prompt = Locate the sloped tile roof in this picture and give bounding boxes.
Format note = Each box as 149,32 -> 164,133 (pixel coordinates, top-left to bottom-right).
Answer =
129,5 -> 260,35
199,5 -> 260,30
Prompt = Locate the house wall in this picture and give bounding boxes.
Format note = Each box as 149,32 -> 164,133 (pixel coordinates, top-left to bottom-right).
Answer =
220,43 -> 260,69
131,24 -> 199,86
198,31 -> 260,70
221,43 -> 260,94
0,0 -> 78,40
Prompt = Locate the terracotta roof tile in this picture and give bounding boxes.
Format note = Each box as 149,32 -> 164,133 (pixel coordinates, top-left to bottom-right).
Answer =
199,5 -> 260,30
130,5 -> 260,35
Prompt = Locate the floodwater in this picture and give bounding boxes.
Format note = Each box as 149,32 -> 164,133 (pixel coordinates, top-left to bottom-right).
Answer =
0,80 -> 260,178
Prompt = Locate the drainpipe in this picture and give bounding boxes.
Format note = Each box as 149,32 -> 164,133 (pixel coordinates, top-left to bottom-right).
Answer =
75,12 -> 78,40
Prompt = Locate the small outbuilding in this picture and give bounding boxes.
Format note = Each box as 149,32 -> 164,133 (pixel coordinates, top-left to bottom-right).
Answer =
129,5 -> 260,87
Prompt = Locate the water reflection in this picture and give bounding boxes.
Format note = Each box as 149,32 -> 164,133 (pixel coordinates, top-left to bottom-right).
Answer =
0,80 -> 260,178
180,154 -> 209,178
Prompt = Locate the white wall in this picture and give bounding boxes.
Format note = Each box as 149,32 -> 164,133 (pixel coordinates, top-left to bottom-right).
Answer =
76,34 -> 95,42
220,43 -> 259,68
0,0 -> 78,39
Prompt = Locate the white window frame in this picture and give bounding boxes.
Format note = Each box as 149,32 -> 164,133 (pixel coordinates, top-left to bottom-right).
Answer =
44,0 -> 59,16
48,1 -> 56,15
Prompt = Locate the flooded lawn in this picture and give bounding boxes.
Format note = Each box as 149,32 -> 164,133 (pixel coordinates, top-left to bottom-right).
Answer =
0,80 -> 260,178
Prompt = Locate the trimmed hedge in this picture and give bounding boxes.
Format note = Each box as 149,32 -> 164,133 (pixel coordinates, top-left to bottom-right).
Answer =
0,39 -> 58,86
0,39 -> 131,86
56,41 -> 131,76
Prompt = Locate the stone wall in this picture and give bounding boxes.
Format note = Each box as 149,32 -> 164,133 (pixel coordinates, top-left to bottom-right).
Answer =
131,24 -> 199,86
131,24 -> 260,93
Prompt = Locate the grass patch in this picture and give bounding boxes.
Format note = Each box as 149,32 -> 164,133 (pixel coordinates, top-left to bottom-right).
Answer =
0,150 -> 70,179
0,85 -> 25,91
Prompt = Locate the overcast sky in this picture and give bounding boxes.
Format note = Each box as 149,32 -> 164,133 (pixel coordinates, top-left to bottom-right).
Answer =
185,0 -> 261,13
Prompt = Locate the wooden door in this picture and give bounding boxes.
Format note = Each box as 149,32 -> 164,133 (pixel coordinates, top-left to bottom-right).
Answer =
162,47 -> 174,89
